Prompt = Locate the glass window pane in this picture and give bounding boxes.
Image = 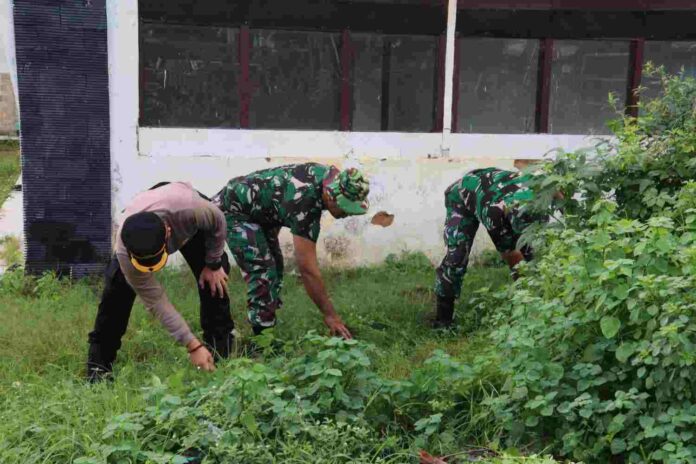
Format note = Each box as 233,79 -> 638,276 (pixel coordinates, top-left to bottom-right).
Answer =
456,38 -> 538,134
140,23 -> 239,128
248,30 -> 341,130
351,33 -> 383,132
388,35 -> 438,132
549,40 -> 629,135
641,41 -> 696,102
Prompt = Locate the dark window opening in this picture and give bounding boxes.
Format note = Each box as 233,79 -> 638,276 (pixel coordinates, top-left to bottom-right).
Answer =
549,40 -> 629,135
140,23 -> 240,128
247,30 -> 341,130
454,8 -> 696,134
455,38 -> 538,134
138,0 -> 446,132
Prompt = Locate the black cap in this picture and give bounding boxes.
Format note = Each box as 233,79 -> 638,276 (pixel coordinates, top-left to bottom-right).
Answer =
121,212 -> 167,270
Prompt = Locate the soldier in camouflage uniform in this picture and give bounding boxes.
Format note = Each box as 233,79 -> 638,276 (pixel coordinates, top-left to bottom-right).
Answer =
432,167 -> 545,328
213,163 -> 370,339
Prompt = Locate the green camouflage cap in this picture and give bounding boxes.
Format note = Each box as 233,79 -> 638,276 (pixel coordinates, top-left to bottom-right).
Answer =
326,168 -> 370,215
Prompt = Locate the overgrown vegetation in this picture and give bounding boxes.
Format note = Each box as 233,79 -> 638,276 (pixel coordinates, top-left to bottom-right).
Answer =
0,138 -> 19,206
0,234 -> 22,267
1,255 -> 545,463
2,69 -> 695,463
474,66 -> 696,463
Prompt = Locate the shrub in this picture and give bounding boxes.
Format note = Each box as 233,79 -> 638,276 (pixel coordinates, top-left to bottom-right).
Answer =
72,333 -> 512,464
479,69 -> 696,463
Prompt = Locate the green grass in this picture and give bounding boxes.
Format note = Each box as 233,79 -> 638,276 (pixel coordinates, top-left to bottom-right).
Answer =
0,142 -> 20,206
0,253 -> 556,463
0,235 -> 22,266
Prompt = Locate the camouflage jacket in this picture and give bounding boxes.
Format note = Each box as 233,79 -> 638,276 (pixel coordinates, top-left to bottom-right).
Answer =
214,163 -> 338,242
445,167 -> 535,234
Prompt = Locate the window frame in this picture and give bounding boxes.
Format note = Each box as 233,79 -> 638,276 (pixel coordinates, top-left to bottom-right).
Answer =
138,0 -> 448,133
453,4 -> 696,134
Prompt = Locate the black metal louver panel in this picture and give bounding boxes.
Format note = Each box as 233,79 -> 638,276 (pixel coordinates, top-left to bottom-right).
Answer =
14,0 -> 111,277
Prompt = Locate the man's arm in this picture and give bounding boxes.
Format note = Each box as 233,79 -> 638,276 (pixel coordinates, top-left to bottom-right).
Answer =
190,201 -> 229,298
191,201 -> 227,265
292,234 -> 352,339
116,254 -> 215,370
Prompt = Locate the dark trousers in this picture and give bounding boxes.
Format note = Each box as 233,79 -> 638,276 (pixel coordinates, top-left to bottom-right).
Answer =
87,230 -> 235,372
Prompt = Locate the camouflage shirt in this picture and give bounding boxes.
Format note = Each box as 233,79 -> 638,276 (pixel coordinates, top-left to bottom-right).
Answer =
213,163 -> 337,242
445,167 -> 535,234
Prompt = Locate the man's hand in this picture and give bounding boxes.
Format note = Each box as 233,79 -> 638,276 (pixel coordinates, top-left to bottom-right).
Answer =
501,250 -> 525,271
293,235 -> 354,340
324,313 -> 353,340
199,266 -> 228,298
187,339 -> 216,371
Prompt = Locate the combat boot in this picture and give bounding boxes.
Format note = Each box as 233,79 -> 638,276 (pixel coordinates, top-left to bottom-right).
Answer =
430,295 -> 455,329
86,343 -> 115,383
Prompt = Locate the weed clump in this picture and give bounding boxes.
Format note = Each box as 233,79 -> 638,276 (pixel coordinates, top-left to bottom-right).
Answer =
69,333 -> 545,463
476,67 -> 696,462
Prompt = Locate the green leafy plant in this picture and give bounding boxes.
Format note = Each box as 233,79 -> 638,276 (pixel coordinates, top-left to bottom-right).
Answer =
477,69 -> 696,463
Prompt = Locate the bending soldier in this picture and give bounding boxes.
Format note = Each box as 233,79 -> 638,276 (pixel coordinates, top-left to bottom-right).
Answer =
213,163 -> 370,339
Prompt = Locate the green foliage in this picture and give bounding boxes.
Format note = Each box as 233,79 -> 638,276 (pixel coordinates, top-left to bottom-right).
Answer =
68,334 -> 511,463
477,70 -> 696,462
472,249 -> 506,268
525,66 -> 696,227
0,138 -> 19,150
0,144 -> 19,206
0,235 -> 22,267
0,267 -> 67,299
0,254 -> 537,464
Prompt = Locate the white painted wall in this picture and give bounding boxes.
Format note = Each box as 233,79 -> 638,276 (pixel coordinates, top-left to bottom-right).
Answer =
108,0 -> 609,269
0,0 -> 17,107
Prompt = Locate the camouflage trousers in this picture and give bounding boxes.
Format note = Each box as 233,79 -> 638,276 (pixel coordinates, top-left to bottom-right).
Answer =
434,198 -> 519,300
226,218 -> 284,331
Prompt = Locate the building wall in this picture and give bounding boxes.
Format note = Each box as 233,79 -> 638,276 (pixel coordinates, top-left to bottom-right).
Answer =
0,73 -> 17,135
0,1 -> 19,135
120,132 -> 601,268
108,0 -> 610,269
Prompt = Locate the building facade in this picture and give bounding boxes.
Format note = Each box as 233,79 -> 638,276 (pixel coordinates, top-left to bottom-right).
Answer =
13,0 -> 696,275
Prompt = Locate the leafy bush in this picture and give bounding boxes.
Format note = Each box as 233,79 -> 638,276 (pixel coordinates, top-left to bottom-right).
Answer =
0,267 -> 66,299
0,142 -> 19,205
477,69 -> 696,463
0,235 -> 22,267
526,66 -> 696,227
71,333 -> 517,464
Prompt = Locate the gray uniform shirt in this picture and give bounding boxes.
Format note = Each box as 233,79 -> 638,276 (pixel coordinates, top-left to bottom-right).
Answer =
114,182 -> 227,345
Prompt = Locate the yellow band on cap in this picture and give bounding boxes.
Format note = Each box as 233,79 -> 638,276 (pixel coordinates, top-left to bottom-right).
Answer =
130,243 -> 166,260
130,250 -> 169,273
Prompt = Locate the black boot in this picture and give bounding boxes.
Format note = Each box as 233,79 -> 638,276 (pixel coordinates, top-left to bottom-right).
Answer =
252,326 -> 265,336
86,343 -> 114,383
431,296 -> 455,329
204,331 -> 234,360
